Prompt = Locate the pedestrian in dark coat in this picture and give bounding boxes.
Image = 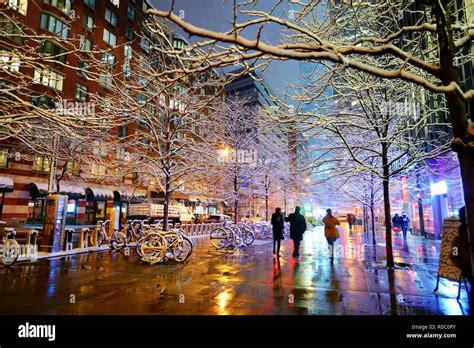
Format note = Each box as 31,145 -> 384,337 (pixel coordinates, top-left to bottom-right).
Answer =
271,207 -> 284,257
401,213 -> 410,240
284,206 -> 306,260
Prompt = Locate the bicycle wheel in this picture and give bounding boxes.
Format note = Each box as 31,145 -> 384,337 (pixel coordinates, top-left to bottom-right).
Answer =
210,227 -> 231,249
242,229 -> 255,245
1,239 -> 20,266
140,233 -> 166,264
174,235 -> 193,262
110,231 -> 127,251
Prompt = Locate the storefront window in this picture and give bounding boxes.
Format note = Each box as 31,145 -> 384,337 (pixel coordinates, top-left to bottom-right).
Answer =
66,199 -> 76,224
95,201 -> 106,223
85,201 -> 94,224
27,198 -> 45,223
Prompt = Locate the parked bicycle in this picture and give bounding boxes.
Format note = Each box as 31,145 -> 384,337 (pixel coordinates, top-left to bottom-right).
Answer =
1,223 -> 20,266
95,220 -> 127,251
209,223 -> 255,249
138,228 -> 193,264
253,222 -> 272,239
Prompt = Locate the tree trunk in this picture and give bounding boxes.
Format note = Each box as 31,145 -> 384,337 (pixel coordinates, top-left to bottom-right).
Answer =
164,174 -> 171,231
433,0 -> 474,282
265,192 -> 269,222
370,204 -> 376,246
234,171 -> 238,224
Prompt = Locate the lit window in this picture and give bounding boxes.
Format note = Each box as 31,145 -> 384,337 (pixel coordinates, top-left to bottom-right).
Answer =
75,84 -> 88,101
140,37 -> 150,53
0,50 -> 20,72
40,13 -> 69,39
43,0 -> 72,14
32,154 -> 50,173
84,0 -> 95,9
79,36 -> 92,51
33,68 -> 65,91
101,53 -> 116,69
124,44 -> 132,60
5,0 -> 28,15
82,14 -> 94,31
99,73 -> 113,89
105,8 -> 119,27
103,28 -> 117,47
0,148 -> 8,168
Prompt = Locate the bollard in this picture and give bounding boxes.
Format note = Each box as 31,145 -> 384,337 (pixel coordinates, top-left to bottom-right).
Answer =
26,229 -> 38,257
65,228 -> 74,251
80,228 -> 89,249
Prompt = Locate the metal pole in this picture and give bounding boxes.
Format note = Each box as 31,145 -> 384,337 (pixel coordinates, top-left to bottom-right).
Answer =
48,135 -> 59,194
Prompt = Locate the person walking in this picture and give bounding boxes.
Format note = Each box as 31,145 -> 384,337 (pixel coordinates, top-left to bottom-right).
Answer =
322,209 -> 341,263
392,213 -> 402,235
284,206 -> 306,261
401,213 -> 410,240
347,213 -> 356,233
271,207 -> 284,257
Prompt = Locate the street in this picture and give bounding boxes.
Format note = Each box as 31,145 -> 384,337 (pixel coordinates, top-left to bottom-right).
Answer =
0,223 -> 469,315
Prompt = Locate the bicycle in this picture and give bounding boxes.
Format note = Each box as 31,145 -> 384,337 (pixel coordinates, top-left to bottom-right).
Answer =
253,222 -> 272,239
95,220 -> 127,251
138,228 -> 193,264
209,224 -> 254,249
1,225 -> 20,266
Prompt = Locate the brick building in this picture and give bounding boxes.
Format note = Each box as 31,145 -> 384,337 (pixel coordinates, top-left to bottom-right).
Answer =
0,0 -> 222,227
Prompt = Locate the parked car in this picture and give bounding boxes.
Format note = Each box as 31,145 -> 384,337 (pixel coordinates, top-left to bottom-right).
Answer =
205,214 -> 232,224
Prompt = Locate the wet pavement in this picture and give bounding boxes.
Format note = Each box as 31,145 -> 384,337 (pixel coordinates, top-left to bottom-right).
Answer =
0,224 -> 470,315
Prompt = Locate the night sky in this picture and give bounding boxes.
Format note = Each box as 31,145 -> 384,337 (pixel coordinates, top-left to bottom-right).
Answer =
149,0 -> 301,99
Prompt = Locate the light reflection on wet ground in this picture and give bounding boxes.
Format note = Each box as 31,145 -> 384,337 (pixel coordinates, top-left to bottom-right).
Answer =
0,224 -> 470,315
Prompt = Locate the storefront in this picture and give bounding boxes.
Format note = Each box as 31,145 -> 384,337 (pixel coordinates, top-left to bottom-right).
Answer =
0,176 -> 14,219
29,182 -> 86,225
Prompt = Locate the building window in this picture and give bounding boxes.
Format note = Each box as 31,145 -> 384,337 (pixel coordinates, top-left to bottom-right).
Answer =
124,44 -> 133,60
127,6 -> 136,21
95,201 -> 106,222
5,0 -> 28,15
105,8 -> 119,27
103,28 -> 117,47
99,73 -> 113,89
84,0 -> 95,9
0,148 -> 8,168
31,94 -> 56,108
0,50 -> 20,72
75,84 -> 87,101
91,163 -> 106,178
40,13 -> 69,39
43,0 -> 72,14
101,53 -> 116,69
118,125 -> 128,137
0,15 -> 24,44
82,13 -> 94,31
126,25 -> 135,41
122,62 -> 131,78
78,59 -> 91,78
79,35 -> 92,51
140,37 -> 151,53
33,68 -> 65,91
32,154 -> 51,172
38,41 -> 67,63
66,161 -> 80,176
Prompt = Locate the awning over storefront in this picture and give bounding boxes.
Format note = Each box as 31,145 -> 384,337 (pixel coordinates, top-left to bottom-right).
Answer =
31,182 -> 85,198
0,176 -> 13,193
86,187 -> 114,201
114,190 -> 148,202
